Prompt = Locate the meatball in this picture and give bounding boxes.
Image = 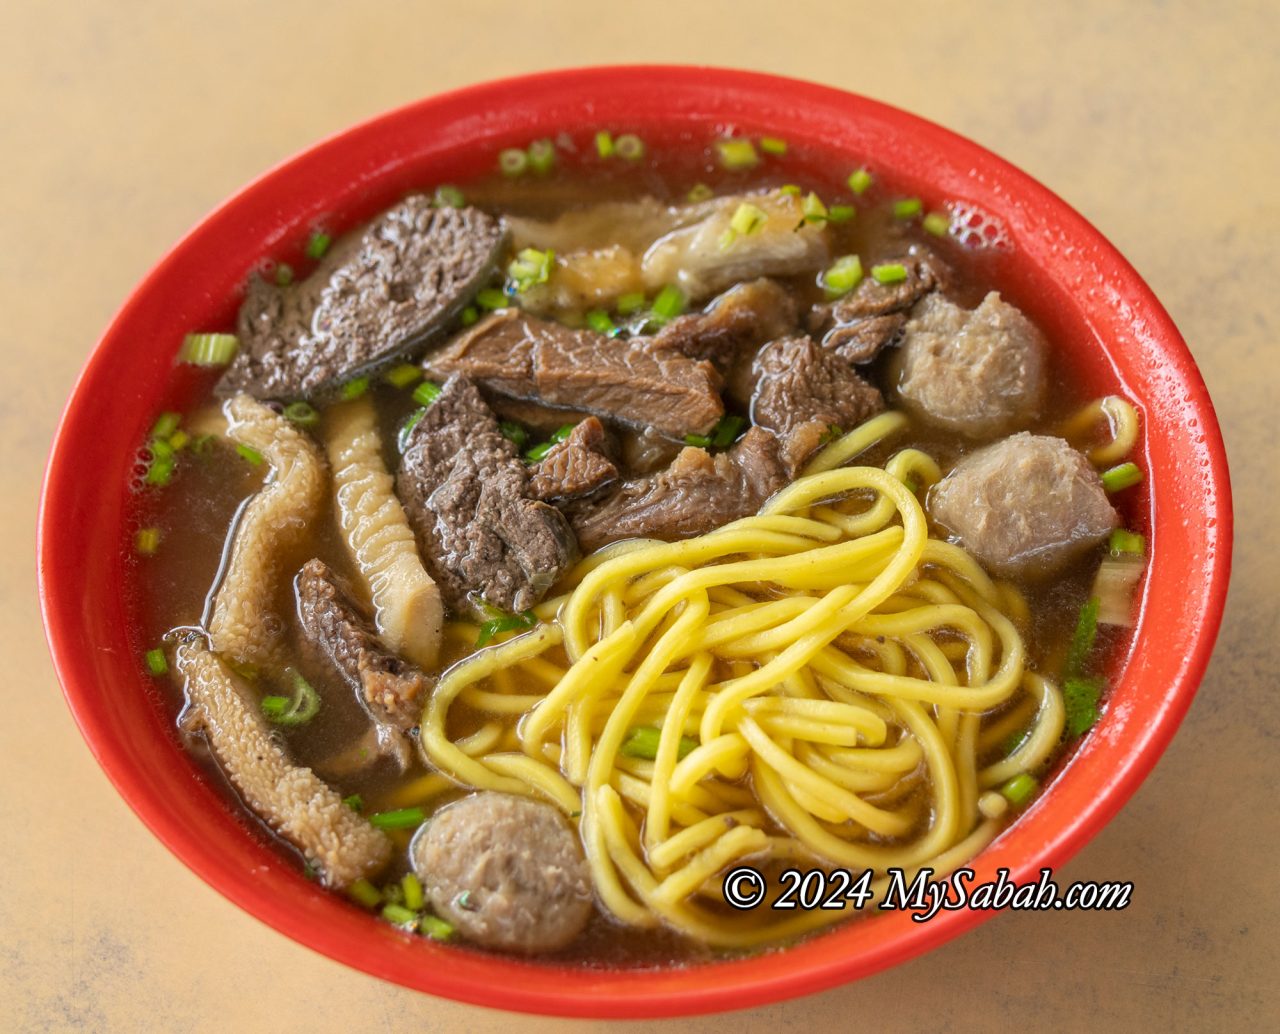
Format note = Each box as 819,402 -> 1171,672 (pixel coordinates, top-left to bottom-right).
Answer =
411,792 -> 593,954
895,291 -> 1047,437
929,433 -> 1118,577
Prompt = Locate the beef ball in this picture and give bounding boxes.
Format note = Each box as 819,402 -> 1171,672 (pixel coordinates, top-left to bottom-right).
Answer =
929,433 -> 1118,577
895,291 -> 1047,437
411,792 -> 593,954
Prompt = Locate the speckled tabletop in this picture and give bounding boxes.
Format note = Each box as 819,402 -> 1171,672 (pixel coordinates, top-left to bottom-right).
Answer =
4,2 -> 1276,1031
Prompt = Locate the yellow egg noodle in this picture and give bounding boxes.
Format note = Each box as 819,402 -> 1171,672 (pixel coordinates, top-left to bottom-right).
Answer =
409,413 -> 1082,948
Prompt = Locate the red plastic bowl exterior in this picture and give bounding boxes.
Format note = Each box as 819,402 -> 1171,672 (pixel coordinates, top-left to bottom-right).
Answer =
38,66 -> 1232,1018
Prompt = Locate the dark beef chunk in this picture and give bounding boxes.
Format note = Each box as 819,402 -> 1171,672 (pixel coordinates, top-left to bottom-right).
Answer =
779,419 -> 835,478
529,417 -> 619,503
397,376 -> 576,615
750,336 -> 884,437
221,200 -> 506,399
568,427 -> 789,552
425,310 -> 724,438
807,248 -> 947,363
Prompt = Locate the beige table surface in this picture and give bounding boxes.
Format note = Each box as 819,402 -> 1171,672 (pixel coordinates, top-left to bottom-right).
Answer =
4,1 -> 1277,1031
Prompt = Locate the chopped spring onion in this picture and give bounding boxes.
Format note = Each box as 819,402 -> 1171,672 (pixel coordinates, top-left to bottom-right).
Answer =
847,168 -> 873,195
432,184 -> 466,208
1063,676 -> 1103,736
305,231 -> 331,260
475,609 -> 538,647
498,147 -> 528,177
1093,553 -> 1145,627
872,263 -> 909,284
235,443 -> 264,466
412,380 -> 442,407
191,434 -> 215,455
594,130 -> 614,158
348,879 -> 382,908
1064,597 -> 1100,678
550,423 -> 578,443
524,441 -> 553,463
136,527 -> 162,555
508,247 -> 555,294
683,433 -> 712,448
283,401 -> 319,427
711,414 -> 746,448
383,363 -> 422,389
730,202 -> 768,236
149,439 -> 175,462
800,192 -> 828,224
382,903 -> 418,926
402,873 -> 425,911
1101,462 -> 1143,492
1001,729 -> 1030,757
144,647 -> 168,676
902,473 -> 920,494
620,725 -> 697,761
687,183 -> 714,202
778,184 -> 801,196
923,211 -> 951,236
1000,773 -> 1039,807
341,377 -> 370,401
759,136 -> 788,156
616,291 -> 646,315
342,794 -> 364,812
178,332 -> 239,367
460,305 -> 479,326
651,284 -> 686,321
475,287 -> 508,311
368,806 -> 425,830
274,263 -> 294,287
499,420 -> 528,448
827,204 -> 856,223
398,408 -> 427,451
819,424 -> 844,445
168,430 -> 190,451
145,456 -> 174,486
152,412 -> 182,440
260,670 -> 320,725
1108,529 -> 1146,556
821,255 -> 864,298
893,197 -> 923,219
614,134 -> 645,161
527,138 -> 556,175
420,914 -> 455,940
586,309 -> 618,335
716,138 -> 759,170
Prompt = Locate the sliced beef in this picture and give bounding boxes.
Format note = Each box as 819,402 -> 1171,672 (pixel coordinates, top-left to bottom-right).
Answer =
529,417 -> 618,503
425,309 -> 724,437
295,559 -> 429,767
895,291 -> 1047,438
487,394 -> 593,436
220,199 -> 506,399
397,375 -> 576,614
750,336 -> 884,438
929,433 -> 1119,578
807,248 -> 947,363
569,427 -> 789,552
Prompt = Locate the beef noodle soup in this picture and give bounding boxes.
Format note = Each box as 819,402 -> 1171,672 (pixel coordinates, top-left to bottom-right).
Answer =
128,132 -> 1146,965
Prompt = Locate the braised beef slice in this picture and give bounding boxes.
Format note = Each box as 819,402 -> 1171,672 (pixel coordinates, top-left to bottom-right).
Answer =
530,417 -> 619,503
487,394 -> 593,435
569,427 -> 789,551
807,248 -> 948,363
425,310 -> 724,437
397,375 -> 576,614
220,199 -> 506,399
295,559 -> 429,732
750,336 -> 884,436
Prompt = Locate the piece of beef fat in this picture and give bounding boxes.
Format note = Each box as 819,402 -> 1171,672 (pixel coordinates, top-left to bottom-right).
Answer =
397,376 -> 576,615
220,200 -> 506,399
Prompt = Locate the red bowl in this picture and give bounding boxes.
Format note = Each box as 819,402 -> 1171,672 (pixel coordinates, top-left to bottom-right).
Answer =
38,66 -> 1232,1017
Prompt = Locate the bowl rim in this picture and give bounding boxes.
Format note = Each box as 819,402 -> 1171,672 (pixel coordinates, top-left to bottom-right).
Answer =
38,64 -> 1233,1018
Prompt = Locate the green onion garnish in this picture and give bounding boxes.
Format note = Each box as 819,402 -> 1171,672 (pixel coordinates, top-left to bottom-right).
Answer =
475,609 -> 538,647
152,412 -> 182,440
260,670 -> 320,725
1101,462 -> 1143,493
821,255 -> 864,298
778,184 -> 802,196
419,914 -> 455,941
144,456 -> 174,486
527,138 -> 556,175
1063,675 -> 1103,736
305,231 -> 331,260
711,414 -> 746,448
1000,773 -> 1039,807
586,309 -> 618,335
651,284 -> 686,321
614,134 -> 645,161
178,333 -> 239,367
498,147 -> 528,177
136,527 -> 162,555
507,247 -> 555,294
819,424 -> 844,445
341,377 -> 369,401
550,423 -> 578,443
342,794 -> 364,812
922,211 -> 951,236
283,401 -> 319,427
800,192 -> 828,224
716,138 -> 759,170
274,263 -> 294,287
1001,729 -> 1031,757
1108,529 -> 1146,556
684,433 -> 712,448
1065,597 -> 1100,678
893,197 -> 923,219
475,287 -> 508,311
412,380 -> 442,407
827,204 -> 856,223
499,421 -> 528,448
432,184 -> 465,208
847,168 -> 873,195
620,725 -> 697,761
460,305 -> 479,326
402,873 -> 425,911
398,408 -> 427,451
616,291 -> 646,315
871,262 -> 908,284
168,430 -> 190,451
687,183 -> 714,203
368,806 -> 426,830
759,136 -> 788,156
148,439 -> 175,463
144,647 -> 168,676
730,202 -> 768,236
191,434 -> 215,455
348,879 -> 382,908
383,363 -> 422,389
382,903 -> 417,926
234,443 -> 264,466
595,130 -> 614,158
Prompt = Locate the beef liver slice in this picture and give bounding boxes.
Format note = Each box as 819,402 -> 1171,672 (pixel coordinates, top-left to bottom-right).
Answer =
221,199 -> 506,400
750,336 -> 884,436
397,375 -> 576,614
